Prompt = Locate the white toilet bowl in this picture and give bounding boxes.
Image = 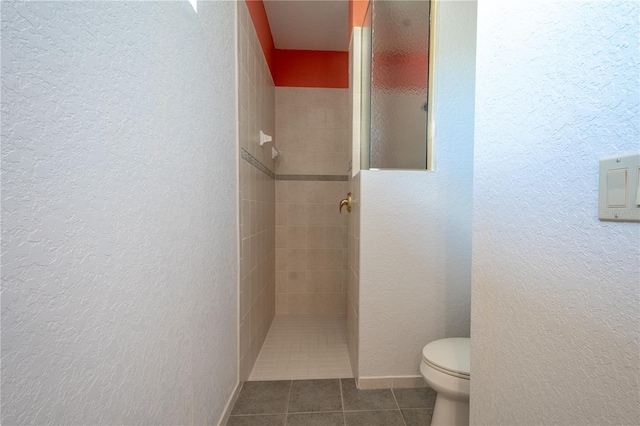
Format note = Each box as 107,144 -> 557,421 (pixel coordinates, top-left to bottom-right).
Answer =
420,337 -> 470,426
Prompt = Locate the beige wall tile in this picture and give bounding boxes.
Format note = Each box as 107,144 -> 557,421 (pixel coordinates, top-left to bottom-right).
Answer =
288,271 -> 306,293
325,249 -> 343,271
287,226 -> 306,248
305,131 -> 325,153
276,182 -> 288,203
271,87 -> 350,316
307,227 -> 325,248
287,293 -> 308,314
287,89 -> 307,107
308,293 -> 325,314
324,152 -> 347,175
342,248 -> 348,270
324,128 -> 346,153
288,248 -> 307,270
307,249 -> 325,270
276,203 -> 288,226
324,182 -> 347,205
325,227 -> 346,248
307,182 -> 325,204
307,273 -> 324,293
325,204 -> 348,227
276,294 -> 288,313
275,226 -> 287,248
288,204 -> 307,226
275,271 -> 287,294
288,181 -> 306,203
307,204 -> 325,227
326,293 -> 345,314
289,106 -> 307,128
307,270 -> 324,292
325,270 -> 343,293
276,248 -> 287,271
275,86 -> 288,105
307,106 -> 326,129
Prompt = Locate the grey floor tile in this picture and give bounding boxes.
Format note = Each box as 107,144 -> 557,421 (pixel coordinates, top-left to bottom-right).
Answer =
288,380 -> 343,413
400,409 -> 433,426
227,414 -> 286,426
392,387 -> 437,409
286,412 -> 345,426
341,379 -> 397,411
344,410 -> 404,426
231,381 -> 291,415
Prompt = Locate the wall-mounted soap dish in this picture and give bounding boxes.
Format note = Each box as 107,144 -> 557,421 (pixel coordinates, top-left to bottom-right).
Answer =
259,131 -> 272,146
272,147 -> 281,159
260,130 -> 280,159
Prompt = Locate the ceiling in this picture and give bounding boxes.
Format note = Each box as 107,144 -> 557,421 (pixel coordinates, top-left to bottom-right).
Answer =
263,0 -> 350,52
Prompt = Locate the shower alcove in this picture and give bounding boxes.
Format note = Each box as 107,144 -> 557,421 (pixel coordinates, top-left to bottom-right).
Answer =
237,0 -> 432,383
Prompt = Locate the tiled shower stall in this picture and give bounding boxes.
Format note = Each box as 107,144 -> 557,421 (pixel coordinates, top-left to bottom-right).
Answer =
237,1 -> 276,381
237,2 -> 353,382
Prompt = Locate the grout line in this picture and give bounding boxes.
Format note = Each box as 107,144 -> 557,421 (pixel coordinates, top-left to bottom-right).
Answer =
342,408 -> 408,413
339,378 -> 347,426
391,389 -> 407,426
284,380 -> 293,426
228,413 -> 286,417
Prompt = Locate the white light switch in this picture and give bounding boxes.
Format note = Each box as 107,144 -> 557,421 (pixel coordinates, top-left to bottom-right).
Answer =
599,152 -> 640,222
606,169 -> 627,207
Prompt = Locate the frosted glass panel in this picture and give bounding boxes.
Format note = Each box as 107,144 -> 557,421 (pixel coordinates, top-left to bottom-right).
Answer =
370,0 -> 430,169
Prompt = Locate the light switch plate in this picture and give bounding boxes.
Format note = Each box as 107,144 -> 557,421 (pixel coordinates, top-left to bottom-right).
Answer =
599,152 -> 640,222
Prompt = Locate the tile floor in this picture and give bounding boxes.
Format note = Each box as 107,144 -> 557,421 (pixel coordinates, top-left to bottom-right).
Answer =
249,315 -> 352,381
228,379 -> 436,426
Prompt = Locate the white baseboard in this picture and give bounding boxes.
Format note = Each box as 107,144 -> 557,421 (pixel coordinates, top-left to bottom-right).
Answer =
217,380 -> 243,426
357,375 -> 425,390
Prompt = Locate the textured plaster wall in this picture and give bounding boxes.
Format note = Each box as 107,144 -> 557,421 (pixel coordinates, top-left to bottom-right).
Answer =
471,2 -> 640,425
358,1 -> 477,378
1,1 -> 238,424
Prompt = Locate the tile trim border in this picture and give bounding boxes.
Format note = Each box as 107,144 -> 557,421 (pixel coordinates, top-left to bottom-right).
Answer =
276,174 -> 348,182
241,149 -> 348,182
241,148 -> 276,180
357,376 -> 426,390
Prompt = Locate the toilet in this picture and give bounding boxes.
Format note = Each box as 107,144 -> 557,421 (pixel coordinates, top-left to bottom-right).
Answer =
420,337 -> 470,426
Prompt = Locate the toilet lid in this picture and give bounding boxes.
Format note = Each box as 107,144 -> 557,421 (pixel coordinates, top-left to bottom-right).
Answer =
422,338 -> 470,377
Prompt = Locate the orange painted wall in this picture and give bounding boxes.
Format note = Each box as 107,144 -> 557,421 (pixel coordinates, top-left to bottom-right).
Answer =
245,0 -> 275,75
275,50 -> 349,88
245,0 -> 351,88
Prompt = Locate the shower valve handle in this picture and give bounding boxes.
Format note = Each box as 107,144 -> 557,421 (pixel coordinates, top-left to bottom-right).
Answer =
339,193 -> 352,214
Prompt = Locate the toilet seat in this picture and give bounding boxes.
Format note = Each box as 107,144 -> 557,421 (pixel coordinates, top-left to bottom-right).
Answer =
422,337 -> 470,379
423,358 -> 470,380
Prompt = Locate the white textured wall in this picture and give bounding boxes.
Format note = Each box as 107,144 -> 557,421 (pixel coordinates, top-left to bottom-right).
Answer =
358,1 -> 477,378
1,1 -> 238,424
471,2 -> 640,425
